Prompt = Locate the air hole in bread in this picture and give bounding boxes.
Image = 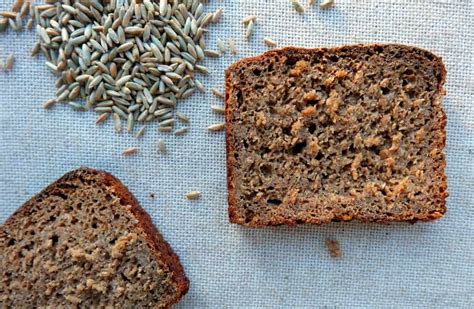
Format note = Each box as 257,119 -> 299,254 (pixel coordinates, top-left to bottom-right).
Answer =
260,164 -> 272,176
285,57 -> 298,66
51,235 -> 59,246
267,199 -> 282,206
292,141 -> 307,155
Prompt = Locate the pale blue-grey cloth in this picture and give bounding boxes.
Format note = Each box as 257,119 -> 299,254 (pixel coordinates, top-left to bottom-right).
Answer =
0,0 -> 473,307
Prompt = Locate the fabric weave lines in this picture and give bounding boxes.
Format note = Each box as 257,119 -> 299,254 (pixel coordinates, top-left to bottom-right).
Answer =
1,0 -> 473,307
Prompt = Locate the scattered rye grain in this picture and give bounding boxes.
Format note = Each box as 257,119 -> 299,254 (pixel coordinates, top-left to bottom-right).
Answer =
20,1 -> 29,17
127,113 -> 134,132
185,191 -> 201,200
113,113 -> 122,132
207,123 -> 225,132
56,90 -> 69,102
212,8 -> 223,23
211,88 -> 225,99
195,79 -> 205,93
159,126 -> 172,132
31,42 -> 40,56
135,126 -> 146,138
157,139 -> 166,153
68,102 -> 86,111
174,127 -> 188,136
263,37 -> 278,47
0,11 -> 17,19
15,13 -> 22,30
11,0 -> 24,13
211,105 -> 225,114
96,113 -> 110,125
195,64 -> 209,74
0,18 -> 8,32
217,37 -> 225,53
160,118 -> 175,127
176,111 -> 189,123
94,107 -> 112,113
122,147 -> 138,156
159,0 -> 167,16
42,99 -> 56,109
228,38 -> 237,54
5,54 -> 14,71
291,0 -> 305,13
8,17 -> 17,31
36,25 -> 50,44
112,106 -> 127,119
204,49 -> 220,57
320,0 -> 335,9
242,15 -> 256,24
245,20 -> 254,40
45,61 -> 58,73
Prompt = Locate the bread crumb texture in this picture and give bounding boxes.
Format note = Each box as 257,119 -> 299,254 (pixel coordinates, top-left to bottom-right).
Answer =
0,168 -> 187,308
226,45 -> 447,226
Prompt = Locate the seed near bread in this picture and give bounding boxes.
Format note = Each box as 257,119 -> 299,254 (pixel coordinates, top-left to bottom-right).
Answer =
225,44 -> 447,227
0,168 -> 188,307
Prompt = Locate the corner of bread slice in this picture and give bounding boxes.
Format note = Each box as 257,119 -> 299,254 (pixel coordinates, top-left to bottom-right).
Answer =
95,168 -> 190,301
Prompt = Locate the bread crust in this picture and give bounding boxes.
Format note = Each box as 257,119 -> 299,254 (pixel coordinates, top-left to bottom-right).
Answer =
99,169 -> 189,306
2,167 -> 189,307
225,44 -> 447,227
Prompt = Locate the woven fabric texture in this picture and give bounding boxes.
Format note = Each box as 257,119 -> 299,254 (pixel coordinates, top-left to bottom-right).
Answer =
1,0 -> 473,307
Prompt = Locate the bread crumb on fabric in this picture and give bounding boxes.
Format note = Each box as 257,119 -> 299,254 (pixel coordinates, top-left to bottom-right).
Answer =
325,239 -> 342,258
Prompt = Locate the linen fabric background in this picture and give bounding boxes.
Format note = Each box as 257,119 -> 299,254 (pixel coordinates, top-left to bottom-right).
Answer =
1,0 -> 473,307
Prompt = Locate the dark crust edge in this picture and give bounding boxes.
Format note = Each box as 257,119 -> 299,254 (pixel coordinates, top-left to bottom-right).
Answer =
225,44 -> 448,227
98,169 -> 189,307
1,167 -> 189,307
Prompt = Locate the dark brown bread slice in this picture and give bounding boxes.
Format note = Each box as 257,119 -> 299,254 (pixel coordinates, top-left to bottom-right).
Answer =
0,168 -> 188,307
225,44 -> 447,227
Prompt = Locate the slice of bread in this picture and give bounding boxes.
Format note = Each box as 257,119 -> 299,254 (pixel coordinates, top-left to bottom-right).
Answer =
225,44 -> 447,227
0,168 -> 188,307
